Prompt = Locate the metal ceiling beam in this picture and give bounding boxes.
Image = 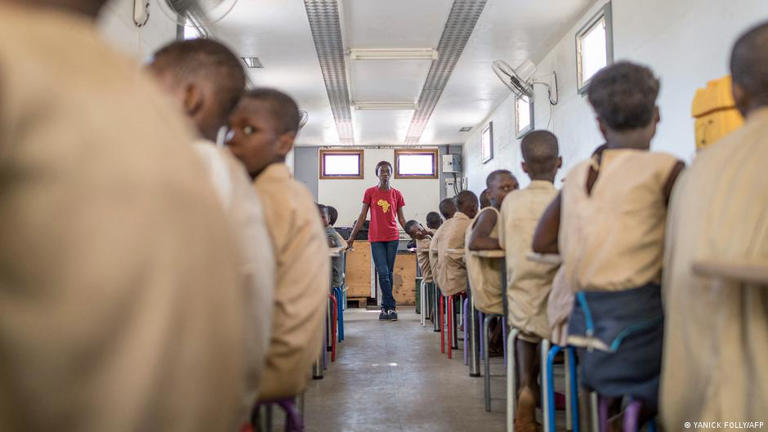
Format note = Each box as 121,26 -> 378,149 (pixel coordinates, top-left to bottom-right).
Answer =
404,0 -> 488,144
304,0 -> 354,145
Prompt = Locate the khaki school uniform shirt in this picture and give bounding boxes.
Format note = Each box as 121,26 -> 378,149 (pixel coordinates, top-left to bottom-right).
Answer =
437,212 -> 472,296
560,149 -> 679,292
429,223 -> 448,286
465,208 -> 504,315
661,108 -> 768,430
254,163 -> 329,400
416,236 -> 434,283
0,5 -> 245,431
195,141 -> 275,407
498,181 -> 559,339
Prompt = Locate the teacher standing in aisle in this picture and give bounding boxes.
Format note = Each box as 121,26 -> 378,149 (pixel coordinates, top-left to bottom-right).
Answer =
347,161 -> 407,322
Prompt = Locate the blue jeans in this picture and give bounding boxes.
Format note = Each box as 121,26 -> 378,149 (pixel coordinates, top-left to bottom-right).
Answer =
371,240 -> 398,310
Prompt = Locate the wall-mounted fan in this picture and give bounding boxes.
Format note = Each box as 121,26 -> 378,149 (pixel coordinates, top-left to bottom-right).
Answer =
492,59 -> 559,105
134,0 -> 239,30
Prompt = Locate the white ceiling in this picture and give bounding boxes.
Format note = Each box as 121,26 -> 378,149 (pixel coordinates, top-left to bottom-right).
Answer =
213,0 -> 596,146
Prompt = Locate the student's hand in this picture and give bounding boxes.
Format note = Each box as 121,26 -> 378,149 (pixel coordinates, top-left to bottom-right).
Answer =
346,239 -> 355,250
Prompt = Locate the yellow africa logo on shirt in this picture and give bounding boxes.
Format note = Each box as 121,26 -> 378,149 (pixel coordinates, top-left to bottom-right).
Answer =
377,199 -> 391,213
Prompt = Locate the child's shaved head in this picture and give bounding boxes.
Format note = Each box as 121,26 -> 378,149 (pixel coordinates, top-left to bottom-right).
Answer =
149,39 -> 245,140
587,61 -> 660,131
730,20 -> 768,115
438,198 -> 457,219
479,189 -> 491,209
521,130 -> 561,179
426,211 -> 443,229
455,190 -> 479,219
242,88 -> 301,135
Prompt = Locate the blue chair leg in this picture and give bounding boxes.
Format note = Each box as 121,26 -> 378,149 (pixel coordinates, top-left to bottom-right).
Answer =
647,418 -> 658,432
334,287 -> 344,342
567,347 -> 580,432
547,345 -> 563,432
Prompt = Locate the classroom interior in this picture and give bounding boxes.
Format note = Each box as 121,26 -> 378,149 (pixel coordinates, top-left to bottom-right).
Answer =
3,0 -> 767,431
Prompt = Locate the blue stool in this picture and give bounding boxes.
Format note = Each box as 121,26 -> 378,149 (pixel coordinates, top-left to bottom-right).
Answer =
545,344 -> 579,432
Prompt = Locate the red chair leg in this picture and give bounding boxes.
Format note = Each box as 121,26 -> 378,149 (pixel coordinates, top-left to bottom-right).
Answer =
440,295 -> 445,353
447,295 -> 453,359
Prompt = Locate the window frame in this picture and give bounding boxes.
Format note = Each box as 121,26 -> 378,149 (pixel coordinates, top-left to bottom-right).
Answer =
515,95 -> 534,138
394,149 -> 439,179
319,149 -> 365,180
481,123 -> 494,164
575,2 -> 614,94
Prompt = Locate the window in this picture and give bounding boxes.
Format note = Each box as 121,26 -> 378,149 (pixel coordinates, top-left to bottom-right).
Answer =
516,96 -> 534,137
319,149 -> 364,179
394,149 -> 438,179
481,123 -> 493,164
576,3 -> 613,94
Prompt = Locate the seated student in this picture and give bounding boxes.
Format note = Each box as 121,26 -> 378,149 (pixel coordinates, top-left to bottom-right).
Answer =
0,1 -> 247,430
479,188 -> 492,209
436,191 -> 479,297
320,204 -> 345,290
532,62 -> 685,422
466,171 -> 519,316
429,198 -> 458,287
496,131 -> 562,431
148,39 -> 275,408
326,205 -> 348,250
227,88 -> 329,401
406,220 -> 435,286
426,211 -> 443,232
661,22 -> 768,428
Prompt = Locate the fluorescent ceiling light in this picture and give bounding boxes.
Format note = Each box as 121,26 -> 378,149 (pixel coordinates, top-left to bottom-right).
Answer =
353,101 -> 418,110
241,57 -> 263,69
348,48 -> 438,61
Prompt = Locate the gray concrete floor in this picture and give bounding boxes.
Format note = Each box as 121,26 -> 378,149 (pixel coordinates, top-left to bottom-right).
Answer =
302,307 -> 508,432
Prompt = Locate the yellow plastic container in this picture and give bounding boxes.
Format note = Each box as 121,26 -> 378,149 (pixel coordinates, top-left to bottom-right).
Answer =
691,75 -> 744,151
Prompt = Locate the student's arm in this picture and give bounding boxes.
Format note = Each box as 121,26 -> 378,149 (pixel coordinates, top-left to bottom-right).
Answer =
468,210 -> 501,250
346,203 -> 370,249
663,161 -> 686,207
532,192 -> 561,254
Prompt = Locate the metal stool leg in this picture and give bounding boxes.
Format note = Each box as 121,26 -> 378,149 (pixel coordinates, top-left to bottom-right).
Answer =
463,298 -> 469,365
440,294 -> 445,353
589,392 -> 599,432
506,328 -> 520,431
502,317 -> 508,365
541,339 -> 552,432
434,288 -> 441,332
483,314 -> 493,412
598,395 -> 610,432
623,399 -> 642,432
547,344 -> 563,432
469,302 -> 481,377
479,312 -> 485,361
566,347 -> 580,432
451,296 -> 458,350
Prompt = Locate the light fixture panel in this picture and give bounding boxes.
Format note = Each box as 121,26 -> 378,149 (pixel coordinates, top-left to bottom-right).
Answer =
348,48 -> 438,61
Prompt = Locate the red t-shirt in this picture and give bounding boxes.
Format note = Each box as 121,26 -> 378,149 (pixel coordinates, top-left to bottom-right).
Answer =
363,186 -> 405,242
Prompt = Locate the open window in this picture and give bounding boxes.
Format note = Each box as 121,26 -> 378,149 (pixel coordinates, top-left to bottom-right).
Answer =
319,149 -> 364,179
515,95 -> 534,137
576,3 -> 613,94
394,149 -> 438,179
481,123 -> 494,164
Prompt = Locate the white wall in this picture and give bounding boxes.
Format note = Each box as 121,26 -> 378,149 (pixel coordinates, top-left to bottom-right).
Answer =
98,0 -> 178,61
463,0 -> 768,193
317,148 -> 441,228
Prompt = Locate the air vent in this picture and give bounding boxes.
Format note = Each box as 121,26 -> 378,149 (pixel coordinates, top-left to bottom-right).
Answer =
241,57 -> 263,69
459,126 -> 472,132
405,0 -> 489,144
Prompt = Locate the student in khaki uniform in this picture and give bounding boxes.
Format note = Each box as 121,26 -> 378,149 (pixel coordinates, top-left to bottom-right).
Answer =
661,22 -> 768,430
436,191 -> 479,297
533,62 -> 685,423
0,1 -> 246,430
227,88 -> 329,401
148,39 -> 275,409
406,220 -> 435,285
466,170 -> 519,315
497,131 -> 561,431
327,206 -> 348,250
429,198 -> 457,287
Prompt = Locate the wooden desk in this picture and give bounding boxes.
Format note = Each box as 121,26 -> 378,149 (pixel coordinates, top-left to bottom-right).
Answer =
345,241 -> 417,305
